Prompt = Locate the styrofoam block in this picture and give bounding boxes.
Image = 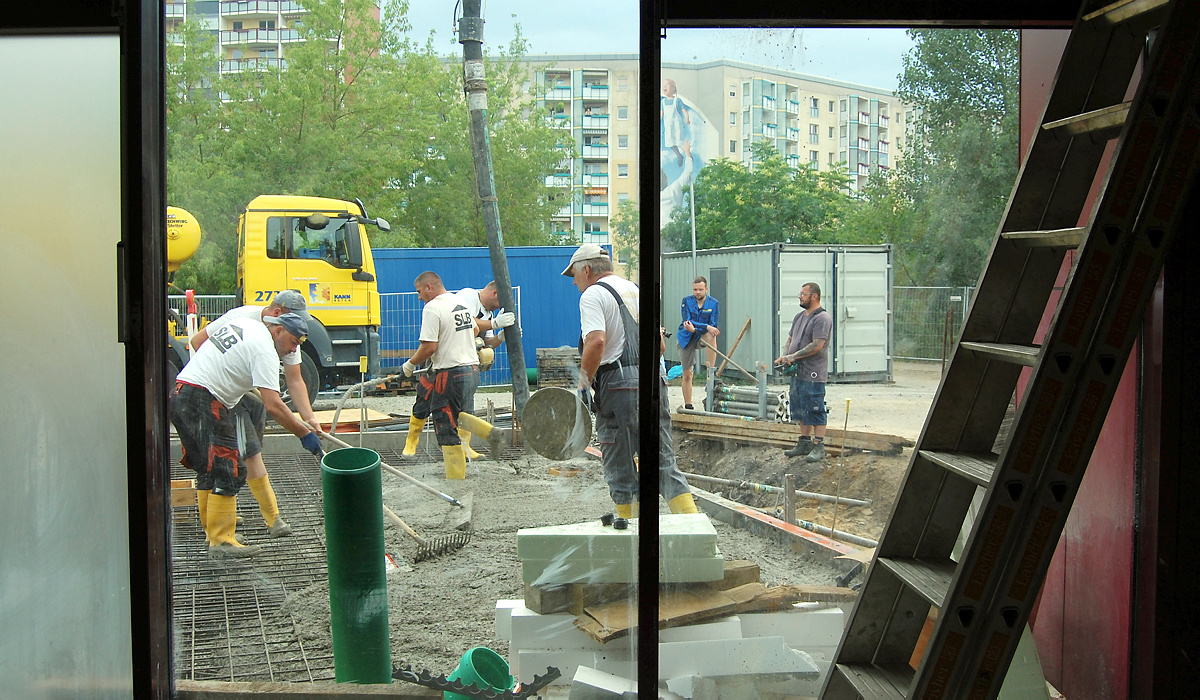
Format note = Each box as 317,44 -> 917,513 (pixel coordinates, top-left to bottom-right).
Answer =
658,636 -> 819,680
658,616 -> 743,643
665,674 -> 718,700
518,648 -> 634,686
496,600 -> 525,641
738,607 -> 845,650
523,553 -> 725,585
511,607 -> 609,651
568,665 -> 637,700
517,514 -> 718,561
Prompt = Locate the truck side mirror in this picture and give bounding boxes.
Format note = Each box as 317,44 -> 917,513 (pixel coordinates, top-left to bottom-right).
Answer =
374,216 -> 391,232
304,213 -> 330,230
345,222 -> 364,268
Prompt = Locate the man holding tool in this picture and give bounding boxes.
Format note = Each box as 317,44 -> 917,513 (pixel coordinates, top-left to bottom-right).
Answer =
775,282 -> 832,462
676,275 -> 720,410
170,313 -> 323,558
452,282 -> 517,458
190,289 -> 320,537
400,271 -> 508,479
564,244 -> 698,518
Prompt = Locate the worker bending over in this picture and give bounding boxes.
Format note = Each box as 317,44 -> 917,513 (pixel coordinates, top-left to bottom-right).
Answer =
171,313 -> 324,557
190,289 -> 320,540
564,244 -> 698,518
400,272 -> 508,478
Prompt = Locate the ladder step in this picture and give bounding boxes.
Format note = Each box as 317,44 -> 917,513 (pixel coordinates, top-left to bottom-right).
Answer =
1083,0 -> 1169,25
919,450 -> 997,487
1000,227 -> 1086,248
834,663 -> 914,699
958,342 -> 1040,366
878,557 -> 957,608
1042,102 -> 1131,139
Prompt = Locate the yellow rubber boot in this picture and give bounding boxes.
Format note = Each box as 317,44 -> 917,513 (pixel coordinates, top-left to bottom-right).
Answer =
443,445 -> 467,480
459,428 -> 483,460
248,475 -> 291,537
197,489 -> 212,539
615,501 -> 640,519
458,412 -> 508,458
668,492 -> 700,514
403,416 -> 426,456
207,494 -> 262,558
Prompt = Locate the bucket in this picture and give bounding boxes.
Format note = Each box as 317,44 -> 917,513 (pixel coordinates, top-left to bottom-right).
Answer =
526,367 -> 538,384
321,447 -> 391,683
444,647 -> 514,700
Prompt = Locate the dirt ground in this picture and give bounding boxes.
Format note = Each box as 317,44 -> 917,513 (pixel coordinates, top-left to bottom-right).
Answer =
275,362 -> 940,678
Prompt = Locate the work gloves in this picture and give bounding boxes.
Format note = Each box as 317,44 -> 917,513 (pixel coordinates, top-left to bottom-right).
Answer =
300,431 -> 323,457
402,360 -> 417,377
491,312 -> 516,330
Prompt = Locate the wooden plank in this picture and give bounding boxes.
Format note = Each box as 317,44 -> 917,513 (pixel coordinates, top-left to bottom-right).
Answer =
304,408 -> 395,432
684,430 -> 845,457
524,581 -> 632,616
674,412 -> 912,445
710,559 -> 761,590
672,414 -> 909,452
171,478 -> 196,508
576,587 -> 740,643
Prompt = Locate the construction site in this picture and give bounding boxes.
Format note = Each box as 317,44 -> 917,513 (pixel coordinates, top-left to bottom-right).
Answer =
6,0 -> 1200,699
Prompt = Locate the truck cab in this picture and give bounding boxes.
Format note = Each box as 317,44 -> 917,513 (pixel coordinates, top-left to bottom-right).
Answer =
237,195 -> 388,396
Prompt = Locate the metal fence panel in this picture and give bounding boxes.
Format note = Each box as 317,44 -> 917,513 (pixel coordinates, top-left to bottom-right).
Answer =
167,294 -> 238,325
892,286 -> 974,362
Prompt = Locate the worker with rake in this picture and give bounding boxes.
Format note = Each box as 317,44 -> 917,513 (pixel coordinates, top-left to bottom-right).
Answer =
563,244 -> 699,518
401,271 -> 508,479
170,313 -> 324,557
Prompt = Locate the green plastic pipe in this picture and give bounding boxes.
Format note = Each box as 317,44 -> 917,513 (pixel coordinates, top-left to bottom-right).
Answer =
322,447 -> 391,683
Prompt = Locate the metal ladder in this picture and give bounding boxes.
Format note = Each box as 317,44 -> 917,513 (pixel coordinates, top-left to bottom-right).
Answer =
821,0 -> 1200,697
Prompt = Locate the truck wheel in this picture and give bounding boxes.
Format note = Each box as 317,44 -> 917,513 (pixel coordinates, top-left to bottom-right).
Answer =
281,351 -> 320,410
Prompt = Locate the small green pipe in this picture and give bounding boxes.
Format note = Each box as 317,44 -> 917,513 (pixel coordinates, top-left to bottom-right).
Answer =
322,447 -> 391,683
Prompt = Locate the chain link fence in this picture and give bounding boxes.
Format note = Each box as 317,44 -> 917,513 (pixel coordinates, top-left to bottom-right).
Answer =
892,286 -> 974,363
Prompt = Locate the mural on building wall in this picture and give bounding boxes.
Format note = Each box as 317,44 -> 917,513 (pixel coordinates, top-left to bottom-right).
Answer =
660,77 -> 719,231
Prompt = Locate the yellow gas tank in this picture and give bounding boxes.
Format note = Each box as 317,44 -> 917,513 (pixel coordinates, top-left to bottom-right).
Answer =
166,206 -> 202,273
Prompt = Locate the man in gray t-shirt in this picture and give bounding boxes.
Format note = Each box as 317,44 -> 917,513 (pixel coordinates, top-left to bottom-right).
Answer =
774,282 -> 833,462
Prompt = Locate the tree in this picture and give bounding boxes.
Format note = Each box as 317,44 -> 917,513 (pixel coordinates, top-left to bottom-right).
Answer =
661,141 -> 850,251
166,0 -> 567,292
884,28 -> 1020,286
611,200 -> 640,276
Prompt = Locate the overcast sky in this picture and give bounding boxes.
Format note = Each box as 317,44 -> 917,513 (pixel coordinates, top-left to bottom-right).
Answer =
401,2 -> 913,92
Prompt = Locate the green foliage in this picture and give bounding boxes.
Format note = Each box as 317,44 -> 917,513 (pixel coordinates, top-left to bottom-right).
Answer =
661,141 -> 851,251
167,0 -> 566,292
611,200 -> 640,275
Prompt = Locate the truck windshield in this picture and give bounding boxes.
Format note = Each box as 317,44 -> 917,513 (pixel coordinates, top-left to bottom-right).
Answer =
266,215 -> 358,268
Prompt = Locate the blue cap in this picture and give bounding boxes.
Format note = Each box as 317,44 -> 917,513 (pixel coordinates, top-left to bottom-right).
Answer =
264,312 -> 309,342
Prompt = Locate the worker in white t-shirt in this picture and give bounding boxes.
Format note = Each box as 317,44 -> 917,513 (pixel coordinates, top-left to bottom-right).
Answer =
563,244 -> 697,518
449,281 -> 517,458
171,313 -> 322,558
399,272 -> 509,478
189,289 -> 320,543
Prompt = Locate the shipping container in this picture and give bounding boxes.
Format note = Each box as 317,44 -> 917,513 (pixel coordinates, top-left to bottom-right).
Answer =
662,243 -> 892,382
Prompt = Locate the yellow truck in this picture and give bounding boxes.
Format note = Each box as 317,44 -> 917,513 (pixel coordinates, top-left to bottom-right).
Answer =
166,195 -> 390,404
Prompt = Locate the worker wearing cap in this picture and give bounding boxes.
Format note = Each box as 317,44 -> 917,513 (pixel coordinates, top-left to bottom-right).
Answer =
190,289 -> 319,541
563,244 -> 698,518
400,271 -> 508,479
402,282 -> 517,461
171,313 -> 323,558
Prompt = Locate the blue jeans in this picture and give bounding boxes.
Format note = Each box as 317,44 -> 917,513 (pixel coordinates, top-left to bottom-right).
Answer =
789,378 -> 828,426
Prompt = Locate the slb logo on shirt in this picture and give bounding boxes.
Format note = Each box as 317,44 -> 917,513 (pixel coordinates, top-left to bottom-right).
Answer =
211,324 -> 243,353
453,308 -> 474,333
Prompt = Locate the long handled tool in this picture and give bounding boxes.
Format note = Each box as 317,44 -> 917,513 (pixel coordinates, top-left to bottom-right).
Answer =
382,504 -> 471,563
699,339 -> 755,380
316,429 -> 464,508
830,398 -> 851,541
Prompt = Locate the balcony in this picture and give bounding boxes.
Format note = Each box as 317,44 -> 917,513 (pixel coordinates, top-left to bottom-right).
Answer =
785,100 -> 799,114
860,112 -> 871,123
762,96 -> 776,110
581,203 -> 609,216
548,114 -> 571,129
879,140 -> 889,154
786,127 -> 799,141
279,1 -> 306,13
582,230 -> 610,244
545,174 -> 572,187
583,173 -> 609,186
554,206 -> 573,218
762,124 -> 777,138
220,57 -> 285,72
221,1 -> 282,17
785,154 -> 800,168
857,163 -> 870,176
165,3 -> 186,18
582,84 -> 609,100
581,144 -> 609,158
547,86 -> 572,100
879,115 -> 890,128
858,139 -> 870,150
220,29 -> 299,44
581,114 -> 609,129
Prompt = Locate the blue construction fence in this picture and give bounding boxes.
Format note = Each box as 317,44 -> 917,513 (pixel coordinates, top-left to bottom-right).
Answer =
373,246 -> 600,385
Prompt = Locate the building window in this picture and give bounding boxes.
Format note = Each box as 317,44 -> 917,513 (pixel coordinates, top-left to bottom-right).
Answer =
896,137 -> 902,150
618,192 -> 629,202
729,84 -> 736,97
828,126 -> 834,138
618,164 -> 629,178
617,105 -> 628,120
809,97 -> 819,118
729,112 -> 736,125
828,152 -> 835,165
840,125 -> 848,138
839,150 -> 846,163
829,100 -> 834,112
259,19 -> 275,29
809,150 -> 819,166
729,140 -> 736,153
232,20 -> 243,29
840,99 -> 847,112
809,124 -> 819,144
618,134 -> 628,149
618,76 -> 629,91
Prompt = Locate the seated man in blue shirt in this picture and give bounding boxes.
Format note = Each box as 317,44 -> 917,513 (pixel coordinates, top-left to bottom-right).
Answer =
676,276 -> 720,409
